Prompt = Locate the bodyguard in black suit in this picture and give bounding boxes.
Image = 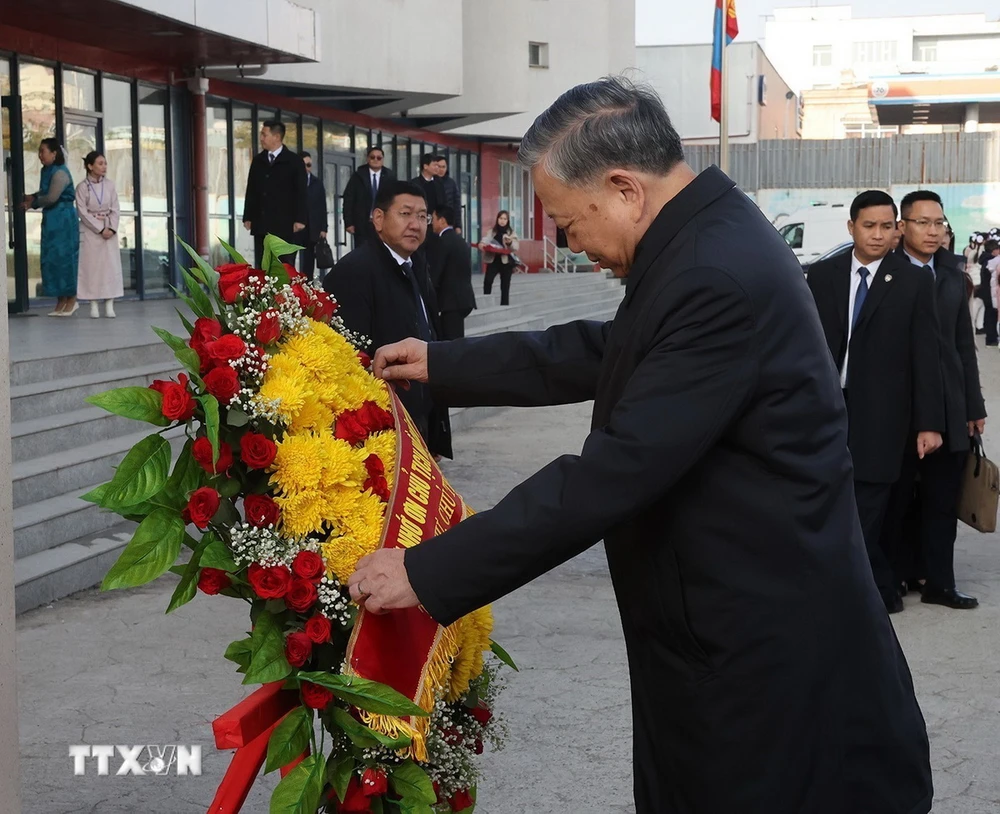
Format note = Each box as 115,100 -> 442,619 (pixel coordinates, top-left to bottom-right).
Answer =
342,146 -> 395,248
299,151 -> 329,280
323,180 -> 452,459
241,120 -> 307,268
429,205 -> 476,339
349,79 -> 931,814
807,190 -> 944,612
891,190 -> 986,610
411,153 -> 440,233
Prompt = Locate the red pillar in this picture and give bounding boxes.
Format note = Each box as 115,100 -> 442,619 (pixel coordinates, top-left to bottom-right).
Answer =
187,77 -> 210,261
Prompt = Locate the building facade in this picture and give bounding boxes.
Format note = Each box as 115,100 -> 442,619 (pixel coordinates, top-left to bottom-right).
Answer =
637,42 -> 799,145
2,0 -> 635,314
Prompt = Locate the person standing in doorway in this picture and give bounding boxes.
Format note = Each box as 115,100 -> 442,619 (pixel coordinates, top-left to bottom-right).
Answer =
894,190 -> 985,610
342,146 -> 394,248
298,151 -> 329,281
481,210 -> 519,305
429,205 -> 476,340
75,151 -> 124,318
21,138 -> 79,316
411,153 -> 441,236
242,120 -> 307,268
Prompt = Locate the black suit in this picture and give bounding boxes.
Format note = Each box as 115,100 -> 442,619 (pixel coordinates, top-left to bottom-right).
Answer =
322,240 -> 452,458
301,172 -> 329,280
411,174 -> 440,233
342,166 -> 395,248
242,146 -> 308,267
888,245 -> 986,593
438,174 -> 461,218
404,167 -> 931,813
429,227 -> 476,339
807,249 -> 944,601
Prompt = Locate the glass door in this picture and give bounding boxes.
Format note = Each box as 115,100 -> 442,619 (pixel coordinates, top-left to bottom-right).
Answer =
322,152 -> 355,261
3,94 -> 28,313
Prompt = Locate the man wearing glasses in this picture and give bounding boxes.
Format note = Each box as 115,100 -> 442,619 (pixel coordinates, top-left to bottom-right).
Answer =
892,190 -> 986,610
299,151 -> 329,281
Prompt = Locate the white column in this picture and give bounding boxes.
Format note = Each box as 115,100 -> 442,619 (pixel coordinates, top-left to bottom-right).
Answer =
0,117 -> 23,811
965,103 -> 980,134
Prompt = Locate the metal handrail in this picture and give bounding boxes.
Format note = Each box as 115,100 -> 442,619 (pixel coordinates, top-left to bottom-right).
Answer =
543,235 -> 573,273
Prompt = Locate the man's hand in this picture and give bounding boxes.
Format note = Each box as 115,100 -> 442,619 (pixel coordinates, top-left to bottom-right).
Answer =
243,220 -> 252,231
293,222 -> 306,232
346,225 -> 356,235
374,338 -> 429,384
347,549 -> 419,615
969,419 -> 986,437
319,231 -> 327,240
916,431 -> 943,459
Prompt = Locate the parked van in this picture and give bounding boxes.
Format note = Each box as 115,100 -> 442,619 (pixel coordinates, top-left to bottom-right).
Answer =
772,203 -> 851,264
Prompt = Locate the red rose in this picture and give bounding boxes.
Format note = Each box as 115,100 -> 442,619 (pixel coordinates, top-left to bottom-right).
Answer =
449,790 -> 474,811
361,768 -> 388,797
336,776 -> 372,813
255,309 -> 282,344
205,333 -> 247,362
246,563 -> 292,599
364,475 -> 390,501
240,432 -> 277,469
216,262 -> 252,276
190,318 -> 223,364
192,436 -> 234,474
244,494 -> 280,528
300,681 -> 334,710
285,579 -> 319,614
149,373 -> 196,422
473,737 -> 484,755
311,290 -> 337,322
246,269 -> 268,294
203,365 -> 241,405
357,350 -> 371,369
284,262 -> 306,282
181,507 -> 192,525
197,567 -> 230,595
186,487 -> 220,529
284,631 -> 313,668
470,704 -> 492,726
335,411 -> 368,445
304,614 -> 332,644
358,402 -> 394,434
364,455 -> 384,478
216,262 -> 252,304
292,551 -> 325,581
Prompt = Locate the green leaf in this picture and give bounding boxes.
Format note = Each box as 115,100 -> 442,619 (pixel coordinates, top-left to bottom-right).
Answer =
101,434 -> 171,511
265,707 -> 313,774
162,440 -> 202,508
268,753 -> 324,814
178,237 -> 222,292
370,798 -> 385,814
244,612 -> 292,685
219,236 -> 249,265
165,533 -> 212,614
180,266 -> 215,318
80,483 -> 110,506
329,707 -> 411,750
325,752 -> 355,803
152,325 -> 202,379
263,235 -> 302,284
224,637 -> 253,671
176,308 -> 195,335
218,477 -> 242,500
198,394 -> 221,465
227,407 -> 251,428
296,672 -> 428,717
86,387 -> 170,426
490,640 -> 519,672
170,284 -> 207,320
199,532 -> 238,572
397,802 -> 434,814
152,325 -> 189,354
101,508 -> 185,590
390,760 -> 436,805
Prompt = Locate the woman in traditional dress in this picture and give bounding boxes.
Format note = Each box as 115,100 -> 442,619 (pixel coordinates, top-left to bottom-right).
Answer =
76,151 -> 124,318
22,138 -> 80,316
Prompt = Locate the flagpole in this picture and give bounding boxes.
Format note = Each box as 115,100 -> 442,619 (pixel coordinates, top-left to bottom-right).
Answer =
719,38 -> 730,175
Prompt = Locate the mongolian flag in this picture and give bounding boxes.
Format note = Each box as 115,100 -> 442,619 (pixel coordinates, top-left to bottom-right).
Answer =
711,0 -> 739,122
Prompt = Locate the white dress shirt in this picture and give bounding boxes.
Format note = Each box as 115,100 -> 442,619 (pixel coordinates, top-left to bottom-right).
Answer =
841,253 -> 883,387
268,145 -> 284,162
382,242 -> 430,323
903,249 -> 934,276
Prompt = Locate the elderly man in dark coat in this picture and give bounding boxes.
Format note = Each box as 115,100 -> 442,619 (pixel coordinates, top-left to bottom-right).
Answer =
349,77 -> 933,814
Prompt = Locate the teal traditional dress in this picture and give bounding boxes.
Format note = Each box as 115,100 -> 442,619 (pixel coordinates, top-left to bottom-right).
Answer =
31,163 -> 80,297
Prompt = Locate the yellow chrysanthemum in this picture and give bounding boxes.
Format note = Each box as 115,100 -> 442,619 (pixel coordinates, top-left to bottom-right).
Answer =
366,378 -> 392,410
288,395 -> 335,434
322,534 -> 378,584
271,433 -> 328,493
257,356 -> 312,424
446,605 -> 495,702
314,433 -> 367,488
277,488 -> 330,537
362,431 -> 398,490
336,490 -> 387,549
331,371 -> 375,413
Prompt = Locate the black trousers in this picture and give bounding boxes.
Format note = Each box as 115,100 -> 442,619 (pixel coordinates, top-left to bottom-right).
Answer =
301,242 -> 317,280
439,309 -> 470,340
254,234 -> 296,270
917,448 -> 967,592
484,259 -> 512,305
881,446 -> 922,585
986,302 -> 998,345
853,480 -> 897,602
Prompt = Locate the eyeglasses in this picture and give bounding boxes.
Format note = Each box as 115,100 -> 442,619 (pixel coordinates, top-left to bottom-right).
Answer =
902,218 -> 947,229
389,210 -> 428,223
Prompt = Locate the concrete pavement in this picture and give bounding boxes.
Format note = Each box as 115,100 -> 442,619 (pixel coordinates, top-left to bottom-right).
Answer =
16,346 -> 1000,813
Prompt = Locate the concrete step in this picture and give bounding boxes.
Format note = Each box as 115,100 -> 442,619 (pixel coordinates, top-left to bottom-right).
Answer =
14,485 -> 129,560
12,426 -> 187,509
468,290 -> 623,332
11,406 -> 155,463
10,360 -> 181,423
14,522 -> 135,614
9,341 -> 173,387
467,295 -> 623,338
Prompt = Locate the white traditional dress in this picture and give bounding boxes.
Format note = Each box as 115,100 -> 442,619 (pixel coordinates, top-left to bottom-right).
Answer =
76,175 -> 124,301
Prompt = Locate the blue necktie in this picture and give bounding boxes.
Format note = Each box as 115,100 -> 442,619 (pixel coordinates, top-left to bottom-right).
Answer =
402,261 -> 432,341
852,267 -> 870,330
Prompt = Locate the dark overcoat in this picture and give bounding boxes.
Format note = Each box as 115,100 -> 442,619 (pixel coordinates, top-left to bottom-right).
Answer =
405,167 -> 933,813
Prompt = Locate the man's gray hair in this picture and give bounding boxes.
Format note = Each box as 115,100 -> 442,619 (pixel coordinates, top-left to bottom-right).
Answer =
518,75 -> 684,187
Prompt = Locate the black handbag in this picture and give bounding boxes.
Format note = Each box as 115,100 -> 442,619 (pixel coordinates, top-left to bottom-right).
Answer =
314,238 -> 335,270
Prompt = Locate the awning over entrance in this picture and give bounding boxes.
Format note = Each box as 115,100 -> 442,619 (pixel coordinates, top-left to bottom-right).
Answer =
0,0 -> 317,69
870,74 -> 1000,126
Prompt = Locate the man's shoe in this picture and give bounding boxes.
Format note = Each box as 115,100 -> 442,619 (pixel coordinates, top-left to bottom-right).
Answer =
884,592 -> 904,614
921,587 -> 979,609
